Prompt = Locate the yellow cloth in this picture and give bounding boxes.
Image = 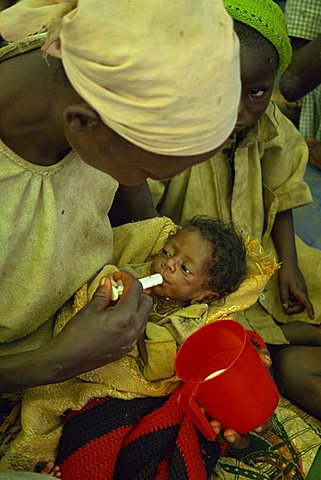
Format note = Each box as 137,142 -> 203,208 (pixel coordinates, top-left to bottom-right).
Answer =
0,0 -> 241,155
0,217 -> 278,471
148,101 -> 320,343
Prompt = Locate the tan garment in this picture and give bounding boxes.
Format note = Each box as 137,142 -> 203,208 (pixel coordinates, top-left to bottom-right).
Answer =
149,101 -> 320,343
0,138 -> 117,355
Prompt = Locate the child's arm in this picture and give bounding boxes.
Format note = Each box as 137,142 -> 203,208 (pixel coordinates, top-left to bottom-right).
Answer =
271,209 -> 314,318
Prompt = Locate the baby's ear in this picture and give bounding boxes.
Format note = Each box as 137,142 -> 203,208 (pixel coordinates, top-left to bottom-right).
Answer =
190,290 -> 220,305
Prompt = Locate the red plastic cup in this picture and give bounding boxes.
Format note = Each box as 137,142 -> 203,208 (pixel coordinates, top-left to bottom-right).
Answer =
175,320 -> 279,441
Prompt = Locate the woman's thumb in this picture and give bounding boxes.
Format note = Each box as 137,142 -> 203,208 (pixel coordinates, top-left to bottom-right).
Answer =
93,277 -> 112,310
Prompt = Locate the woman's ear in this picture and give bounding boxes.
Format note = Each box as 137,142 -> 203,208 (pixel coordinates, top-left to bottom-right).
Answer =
63,103 -> 102,131
190,290 -> 220,305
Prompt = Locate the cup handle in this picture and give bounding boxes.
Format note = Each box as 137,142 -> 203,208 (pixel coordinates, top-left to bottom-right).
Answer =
178,382 -> 216,441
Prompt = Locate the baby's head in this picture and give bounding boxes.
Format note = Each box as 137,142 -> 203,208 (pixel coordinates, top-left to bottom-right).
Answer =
151,215 -> 246,305
223,0 -> 292,133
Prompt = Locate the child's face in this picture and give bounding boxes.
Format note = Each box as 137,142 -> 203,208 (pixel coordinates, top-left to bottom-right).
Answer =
151,228 -> 217,304
234,47 -> 276,134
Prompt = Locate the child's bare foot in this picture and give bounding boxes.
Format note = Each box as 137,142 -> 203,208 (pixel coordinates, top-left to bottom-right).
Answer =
40,461 -> 61,478
307,138 -> 321,169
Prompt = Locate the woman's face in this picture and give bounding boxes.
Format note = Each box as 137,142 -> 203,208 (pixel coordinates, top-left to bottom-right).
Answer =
64,114 -> 224,185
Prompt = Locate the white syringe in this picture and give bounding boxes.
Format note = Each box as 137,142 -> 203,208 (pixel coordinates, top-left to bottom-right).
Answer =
111,273 -> 163,301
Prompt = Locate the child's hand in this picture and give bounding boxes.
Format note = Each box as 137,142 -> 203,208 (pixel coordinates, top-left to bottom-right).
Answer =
209,418 -> 272,449
278,261 -> 314,319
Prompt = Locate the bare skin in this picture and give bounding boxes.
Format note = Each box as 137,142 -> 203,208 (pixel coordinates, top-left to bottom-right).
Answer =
307,138 -> 321,170
280,36 -> 321,102
280,36 -> 321,171
40,461 -> 61,478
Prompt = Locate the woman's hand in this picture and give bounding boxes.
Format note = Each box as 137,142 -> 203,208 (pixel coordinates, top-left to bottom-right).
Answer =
278,260 -> 314,319
49,271 -> 152,381
0,272 -> 152,392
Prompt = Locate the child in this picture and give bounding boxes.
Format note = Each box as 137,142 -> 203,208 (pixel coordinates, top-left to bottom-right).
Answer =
0,216 -> 251,476
147,0 -> 321,423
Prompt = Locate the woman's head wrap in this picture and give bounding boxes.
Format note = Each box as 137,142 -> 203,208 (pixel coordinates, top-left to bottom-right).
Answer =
0,0 -> 241,156
223,0 -> 292,75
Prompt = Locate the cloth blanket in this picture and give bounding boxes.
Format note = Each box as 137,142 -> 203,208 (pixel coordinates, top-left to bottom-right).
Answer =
55,387 -> 221,480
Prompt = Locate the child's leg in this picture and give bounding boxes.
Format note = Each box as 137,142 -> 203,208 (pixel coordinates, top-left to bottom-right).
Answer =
272,322 -> 321,419
39,462 -> 61,478
280,321 -> 321,346
273,346 -> 321,419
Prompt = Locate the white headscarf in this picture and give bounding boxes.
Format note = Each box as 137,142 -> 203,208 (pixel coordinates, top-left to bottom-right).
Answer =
0,0 -> 241,156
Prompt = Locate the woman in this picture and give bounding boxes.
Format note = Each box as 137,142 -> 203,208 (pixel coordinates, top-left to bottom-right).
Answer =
0,0 -> 241,393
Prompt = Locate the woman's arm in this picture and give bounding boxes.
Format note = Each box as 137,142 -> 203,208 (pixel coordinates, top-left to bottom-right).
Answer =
0,272 -> 152,393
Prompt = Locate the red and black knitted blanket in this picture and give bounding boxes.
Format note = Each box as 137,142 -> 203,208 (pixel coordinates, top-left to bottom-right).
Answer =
56,331 -> 267,479
56,386 -> 221,480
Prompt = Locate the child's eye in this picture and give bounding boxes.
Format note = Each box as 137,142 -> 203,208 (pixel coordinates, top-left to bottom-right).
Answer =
249,88 -> 265,99
181,264 -> 192,274
161,248 -> 171,257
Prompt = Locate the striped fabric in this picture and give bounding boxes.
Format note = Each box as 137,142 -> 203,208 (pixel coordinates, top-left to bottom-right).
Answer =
56,387 -> 221,480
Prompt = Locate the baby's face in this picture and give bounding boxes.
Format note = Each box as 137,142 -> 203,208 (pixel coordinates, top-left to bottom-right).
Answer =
151,228 -> 213,304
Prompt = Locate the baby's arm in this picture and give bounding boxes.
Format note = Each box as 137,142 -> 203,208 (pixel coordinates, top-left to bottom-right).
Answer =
139,307 -> 208,381
139,322 -> 177,381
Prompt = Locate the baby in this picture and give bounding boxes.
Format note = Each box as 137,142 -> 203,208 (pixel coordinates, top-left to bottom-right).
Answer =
133,215 -> 247,380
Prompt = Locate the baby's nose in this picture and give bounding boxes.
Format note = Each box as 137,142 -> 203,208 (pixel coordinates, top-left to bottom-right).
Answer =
165,257 -> 176,271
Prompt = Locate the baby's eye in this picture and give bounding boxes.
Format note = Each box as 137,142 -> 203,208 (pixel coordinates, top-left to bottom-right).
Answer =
181,264 -> 192,274
161,248 -> 171,257
249,88 -> 265,99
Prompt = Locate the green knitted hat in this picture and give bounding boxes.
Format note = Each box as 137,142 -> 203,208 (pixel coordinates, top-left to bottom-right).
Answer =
223,0 -> 292,75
